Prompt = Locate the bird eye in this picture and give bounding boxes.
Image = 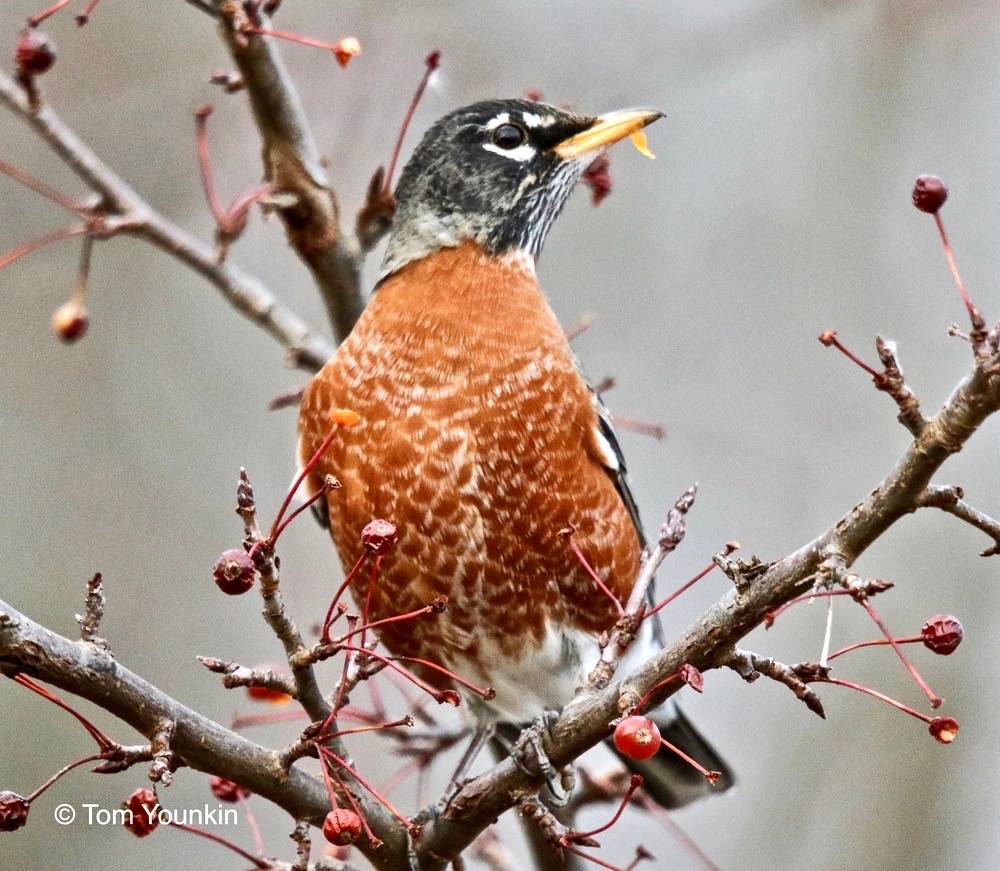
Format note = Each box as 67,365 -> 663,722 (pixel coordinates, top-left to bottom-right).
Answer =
492,123 -> 527,149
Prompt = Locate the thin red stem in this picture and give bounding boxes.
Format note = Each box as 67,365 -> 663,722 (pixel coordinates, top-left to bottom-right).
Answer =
244,25 -> 340,53
641,795 -> 719,871
646,562 -> 718,619
328,764 -> 381,848
318,749 -> 340,809
332,600 -> 444,646
571,775 -> 643,841
0,160 -> 89,215
27,0 -> 72,26
861,601 -> 941,708
236,792 -> 265,856
827,635 -> 922,661
224,183 -> 272,226
358,556 -> 383,651
318,716 -> 413,743
383,52 -> 441,195
194,108 -> 227,226
339,645 -> 461,706
558,840 -> 633,871
658,737 -> 721,784
820,677 -> 932,724
26,752 -> 103,802
391,655 -> 494,701
0,224 -> 90,271
230,707 -> 309,730
167,821 -> 270,869
611,415 -> 665,441
321,553 -> 367,643
270,421 -> 341,540
71,234 -> 93,303
822,333 -> 883,380
630,671 -> 682,715
320,747 -> 412,829
270,479 -> 334,545
565,533 -> 624,618
933,212 -> 978,322
14,674 -> 113,750
764,588 -> 854,628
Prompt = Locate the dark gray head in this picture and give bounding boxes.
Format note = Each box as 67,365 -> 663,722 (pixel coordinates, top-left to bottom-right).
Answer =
380,99 -> 662,279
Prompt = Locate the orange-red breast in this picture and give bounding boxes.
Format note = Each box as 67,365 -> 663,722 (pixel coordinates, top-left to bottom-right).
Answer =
298,99 -> 731,807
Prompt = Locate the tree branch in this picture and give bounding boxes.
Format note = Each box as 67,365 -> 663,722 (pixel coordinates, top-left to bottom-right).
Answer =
0,69 -> 332,371
915,484 -> 1000,557
211,0 -> 366,343
416,356 -> 1000,867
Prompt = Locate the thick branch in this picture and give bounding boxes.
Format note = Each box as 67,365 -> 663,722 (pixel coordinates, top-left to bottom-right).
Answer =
212,1 -> 366,342
0,602 -> 408,867
417,361 -> 1000,867
0,70 -> 331,371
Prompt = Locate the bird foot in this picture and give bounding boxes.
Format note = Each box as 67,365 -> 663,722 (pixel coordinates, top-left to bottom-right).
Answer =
511,711 -> 573,807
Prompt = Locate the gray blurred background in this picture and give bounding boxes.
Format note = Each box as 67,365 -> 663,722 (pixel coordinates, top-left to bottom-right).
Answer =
1,1 -> 998,869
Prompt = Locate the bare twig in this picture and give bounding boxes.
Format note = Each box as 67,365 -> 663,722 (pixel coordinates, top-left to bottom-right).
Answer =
916,484 -> 1000,557
214,1 -> 365,342
74,571 -> 108,649
725,648 -> 825,719
0,70 -> 331,371
874,336 -> 928,436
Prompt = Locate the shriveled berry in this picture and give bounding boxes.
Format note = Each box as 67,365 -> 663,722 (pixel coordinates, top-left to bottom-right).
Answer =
51,300 -> 88,343
322,808 -> 362,846
122,788 -> 159,837
361,519 -> 397,555
581,153 -> 612,206
209,776 -> 249,803
921,614 -> 963,655
679,663 -> 704,693
213,548 -> 255,595
613,715 -> 661,761
15,30 -> 56,76
928,716 -> 959,744
912,175 -> 948,214
0,791 -> 30,832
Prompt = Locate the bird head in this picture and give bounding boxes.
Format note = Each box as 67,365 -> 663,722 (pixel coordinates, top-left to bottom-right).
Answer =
380,99 -> 663,280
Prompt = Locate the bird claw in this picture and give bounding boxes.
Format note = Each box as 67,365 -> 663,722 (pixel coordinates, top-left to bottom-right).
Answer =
511,712 -> 573,807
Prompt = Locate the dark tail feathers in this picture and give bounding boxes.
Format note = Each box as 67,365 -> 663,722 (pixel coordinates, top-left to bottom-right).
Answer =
612,705 -> 734,809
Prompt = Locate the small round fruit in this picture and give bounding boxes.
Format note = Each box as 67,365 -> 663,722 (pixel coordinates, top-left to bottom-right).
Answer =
15,30 -> 56,76
122,788 -> 159,837
0,791 -> 30,832
213,548 -> 255,595
912,175 -> 948,214
928,716 -> 959,745
323,808 -> 362,846
361,519 -> 397,555
921,614 -> 963,655
209,776 -> 249,803
613,715 -> 661,761
52,300 -> 89,343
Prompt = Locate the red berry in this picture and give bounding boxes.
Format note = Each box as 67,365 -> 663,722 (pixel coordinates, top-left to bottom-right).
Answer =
332,37 -> 361,68
15,29 -> 56,76
912,175 -> 948,214
213,548 -> 255,595
0,791 -> 30,832
921,614 -> 963,655
322,808 -> 362,846
613,715 -> 661,761
51,300 -> 89,343
361,519 -> 397,555
122,788 -> 159,837
209,776 -> 249,803
928,716 -> 959,744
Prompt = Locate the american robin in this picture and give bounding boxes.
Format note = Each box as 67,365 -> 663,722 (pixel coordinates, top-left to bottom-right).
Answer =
298,99 -> 732,808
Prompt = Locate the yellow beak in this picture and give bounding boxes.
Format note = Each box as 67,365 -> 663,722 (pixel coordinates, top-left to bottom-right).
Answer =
554,108 -> 664,159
